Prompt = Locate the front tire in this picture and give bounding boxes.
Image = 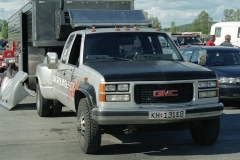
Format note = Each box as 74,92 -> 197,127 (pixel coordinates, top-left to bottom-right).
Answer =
36,83 -> 50,117
50,100 -> 62,117
190,118 -> 220,145
76,98 -> 101,154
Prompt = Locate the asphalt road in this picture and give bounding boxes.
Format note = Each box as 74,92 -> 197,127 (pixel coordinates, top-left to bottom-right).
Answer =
0,96 -> 240,160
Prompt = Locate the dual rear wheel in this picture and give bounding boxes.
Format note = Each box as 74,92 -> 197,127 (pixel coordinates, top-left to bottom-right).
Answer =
36,83 -> 62,117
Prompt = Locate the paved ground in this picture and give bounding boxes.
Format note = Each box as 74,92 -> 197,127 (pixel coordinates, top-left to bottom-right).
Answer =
0,96 -> 240,160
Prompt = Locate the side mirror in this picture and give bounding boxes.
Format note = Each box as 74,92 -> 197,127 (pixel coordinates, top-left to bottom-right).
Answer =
198,50 -> 207,66
47,52 -> 58,69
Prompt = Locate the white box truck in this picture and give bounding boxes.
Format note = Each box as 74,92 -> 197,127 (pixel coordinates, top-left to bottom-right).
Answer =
210,21 -> 240,47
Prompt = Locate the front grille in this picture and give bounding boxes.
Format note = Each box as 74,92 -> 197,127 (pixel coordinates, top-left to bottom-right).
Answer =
134,83 -> 193,104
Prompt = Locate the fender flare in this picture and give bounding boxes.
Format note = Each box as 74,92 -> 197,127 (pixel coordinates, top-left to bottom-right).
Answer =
75,86 -> 97,112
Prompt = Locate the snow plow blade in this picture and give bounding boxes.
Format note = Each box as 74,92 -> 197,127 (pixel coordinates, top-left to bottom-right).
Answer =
0,71 -> 32,110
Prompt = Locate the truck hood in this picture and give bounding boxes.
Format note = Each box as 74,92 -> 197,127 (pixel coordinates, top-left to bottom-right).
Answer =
207,65 -> 240,78
85,60 -> 216,82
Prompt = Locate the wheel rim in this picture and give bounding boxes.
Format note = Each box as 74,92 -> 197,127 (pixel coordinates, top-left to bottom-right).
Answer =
77,112 -> 85,140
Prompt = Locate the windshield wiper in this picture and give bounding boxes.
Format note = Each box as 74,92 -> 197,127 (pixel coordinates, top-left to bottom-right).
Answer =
86,56 -> 132,62
108,57 -> 132,61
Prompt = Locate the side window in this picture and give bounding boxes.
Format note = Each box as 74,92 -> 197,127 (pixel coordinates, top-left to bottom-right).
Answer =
238,27 -> 240,38
215,27 -> 221,37
68,34 -> 82,66
158,35 -> 180,60
61,34 -> 75,63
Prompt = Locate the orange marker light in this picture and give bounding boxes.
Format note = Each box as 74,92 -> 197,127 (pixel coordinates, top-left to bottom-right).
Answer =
92,27 -> 96,32
124,27 -> 130,31
84,77 -> 88,82
115,27 -> 120,31
99,84 -> 106,102
155,28 -> 161,31
99,84 -> 105,92
134,27 -> 139,31
99,94 -> 106,102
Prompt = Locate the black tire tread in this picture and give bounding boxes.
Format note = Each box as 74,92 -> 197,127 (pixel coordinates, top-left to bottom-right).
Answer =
36,83 -> 50,117
51,100 -> 62,117
190,118 -> 220,145
78,98 -> 101,154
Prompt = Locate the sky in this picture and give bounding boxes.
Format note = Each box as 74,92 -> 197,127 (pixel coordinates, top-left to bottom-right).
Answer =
0,0 -> 240,28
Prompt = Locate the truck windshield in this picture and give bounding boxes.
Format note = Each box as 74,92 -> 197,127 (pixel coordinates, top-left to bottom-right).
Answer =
84,32 -> 183,62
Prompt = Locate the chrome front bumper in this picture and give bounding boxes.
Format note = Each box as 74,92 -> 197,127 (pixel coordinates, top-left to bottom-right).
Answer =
92,103 -> 224,125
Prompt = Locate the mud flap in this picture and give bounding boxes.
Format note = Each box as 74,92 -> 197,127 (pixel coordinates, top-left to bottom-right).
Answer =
0,71 -> 30,110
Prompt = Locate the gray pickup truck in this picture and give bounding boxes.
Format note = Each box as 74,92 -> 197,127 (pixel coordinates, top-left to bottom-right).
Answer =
36,26 -> 223,153
0,0 -> 223,154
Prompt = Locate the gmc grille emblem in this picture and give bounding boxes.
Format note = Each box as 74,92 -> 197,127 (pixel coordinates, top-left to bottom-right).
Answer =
153,90 -> 178,97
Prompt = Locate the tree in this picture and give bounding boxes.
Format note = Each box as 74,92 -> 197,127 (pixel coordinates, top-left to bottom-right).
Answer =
235,9 -> 240,21
222,9 -> 240,21
1,20 -> 8,39
170,21 -> 177,33
144,11 -> 161,28
222,9 -> 236,21
0,19 -> 4,32
191,10 -> 213,34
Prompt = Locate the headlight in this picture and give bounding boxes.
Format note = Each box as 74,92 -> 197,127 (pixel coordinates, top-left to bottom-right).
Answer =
199,91 -> 217,98
105,84 -> 116,92
218,77 -> 240,84
106,95 -> 130,102
198,81 -> 216,88
99,84 -> 130,102
105,84 -> 129,92
117,84 -> 129,92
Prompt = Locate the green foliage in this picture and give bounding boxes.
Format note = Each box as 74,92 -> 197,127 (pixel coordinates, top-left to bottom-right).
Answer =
170,21 -> 177,33
191,10 -> 213,34
143,11 -> 162,28
0,19 -> 3,32
0,19 -> 8,39
222,9 -> 240,21
150,16 -> 161,28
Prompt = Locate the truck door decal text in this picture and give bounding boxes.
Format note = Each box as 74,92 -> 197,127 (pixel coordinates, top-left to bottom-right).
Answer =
67,80 -> 80,102
52,75 -> 80,102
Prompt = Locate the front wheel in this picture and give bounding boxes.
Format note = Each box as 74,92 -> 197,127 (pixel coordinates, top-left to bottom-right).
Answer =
76,98 -> 101,154
190,118 -> 220,145
36,83 -> 50,117
50,100 -> 62,117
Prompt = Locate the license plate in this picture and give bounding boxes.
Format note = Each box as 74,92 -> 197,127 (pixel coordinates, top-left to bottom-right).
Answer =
149,110 -> 186,119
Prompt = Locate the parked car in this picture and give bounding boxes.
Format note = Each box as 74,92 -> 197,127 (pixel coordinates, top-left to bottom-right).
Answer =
181,46 -> 240,100
172,34 -> 204,48
172,37 -> 180,48
0,40 -> 6,48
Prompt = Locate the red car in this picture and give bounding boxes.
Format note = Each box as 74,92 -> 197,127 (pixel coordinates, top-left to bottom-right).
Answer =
171,34 -> 204,48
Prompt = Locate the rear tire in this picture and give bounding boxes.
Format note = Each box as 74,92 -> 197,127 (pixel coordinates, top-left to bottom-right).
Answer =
36,83 -> 50,117
50,100 -> 62,117
190,118 -> 220,145
76,98 -> 101,154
